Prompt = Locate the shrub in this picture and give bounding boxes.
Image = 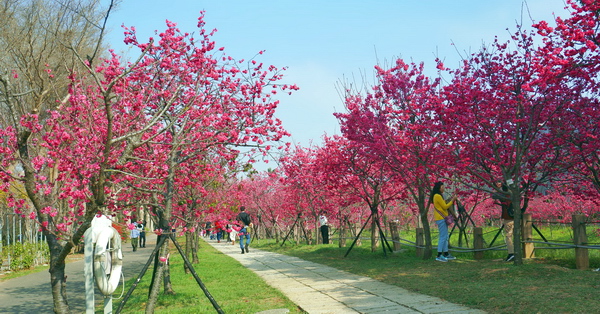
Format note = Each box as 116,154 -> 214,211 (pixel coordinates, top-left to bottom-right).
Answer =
0,242 -> 49,271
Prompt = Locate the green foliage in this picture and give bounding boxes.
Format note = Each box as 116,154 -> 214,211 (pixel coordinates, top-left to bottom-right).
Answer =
119,239 -> 303,313
0,242 -> 49,271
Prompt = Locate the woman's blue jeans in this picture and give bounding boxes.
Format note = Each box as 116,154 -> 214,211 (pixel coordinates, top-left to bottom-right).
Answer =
436,219 -> 449,253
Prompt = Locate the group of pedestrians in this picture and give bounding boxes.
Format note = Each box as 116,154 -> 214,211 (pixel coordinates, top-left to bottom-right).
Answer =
129,220 -> 147,252
431,180 -> 525,263
209,206 -> 253,254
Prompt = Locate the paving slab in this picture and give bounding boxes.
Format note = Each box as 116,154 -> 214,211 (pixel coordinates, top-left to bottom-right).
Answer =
207,239 -> 486,314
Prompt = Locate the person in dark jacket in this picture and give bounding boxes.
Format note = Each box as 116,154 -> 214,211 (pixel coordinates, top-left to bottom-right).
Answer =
236,206 -> 252,254
492,181 -> 527,262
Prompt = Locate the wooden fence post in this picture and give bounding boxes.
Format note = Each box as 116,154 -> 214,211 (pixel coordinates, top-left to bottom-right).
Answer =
416,228 -> 424,258
389,220 -> 401,251
572,214 -> 589,270
522,213 -> 535,258
474,227 -> 484,260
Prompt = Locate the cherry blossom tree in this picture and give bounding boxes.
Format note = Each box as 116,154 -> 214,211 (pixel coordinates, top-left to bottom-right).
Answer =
1,6 -> 297,311
278,144 -> 348,244
0,1 -> 120,311
534,0 -> 600,196
234,173 -> 293,242
102,15 -> 297,310
312,135 -> 402,254
335,60 -> 451,259
439,27 -> 582,264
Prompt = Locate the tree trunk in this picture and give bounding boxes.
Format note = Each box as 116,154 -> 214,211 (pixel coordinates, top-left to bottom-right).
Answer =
370,212 -> 379,253
192,229 -> 199,264
163,247 -> 175,295
417,186 -> 433,260
420,212 -> 433,259
145,248 -> 165,314
294,220 -> 300,244
49,247 -> 70,314
354,223 -> 362,246
184,229 -> 192,274
300,218 -> 311,245
315,218 -> 320,245
146,205 -> 176,310
339,219 -> 346,248
512,193 -> 523,265
418,189 -> 433,260
274,222 -> 280,243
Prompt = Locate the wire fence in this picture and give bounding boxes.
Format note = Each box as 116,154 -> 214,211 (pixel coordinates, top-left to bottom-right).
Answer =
1,213 -> 49,272
326,213 -> 600,270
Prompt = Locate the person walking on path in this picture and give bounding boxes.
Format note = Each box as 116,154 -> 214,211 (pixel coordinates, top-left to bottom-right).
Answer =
319,211 -> 329,244
431,181 -> 457,262
236,206 -> 252,254
137,220 -> 146,248
214,220 -> 224,243
130,222 -> 140,252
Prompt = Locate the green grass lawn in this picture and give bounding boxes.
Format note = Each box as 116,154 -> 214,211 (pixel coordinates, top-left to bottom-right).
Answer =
118,240 -> 303,313
253,225 -> 600,314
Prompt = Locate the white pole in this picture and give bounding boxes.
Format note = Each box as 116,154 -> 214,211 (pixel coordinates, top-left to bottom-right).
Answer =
0,217 -> 3,254
84,228 -> 95,314
104,297 -> 113,314
12,214 -> 16,245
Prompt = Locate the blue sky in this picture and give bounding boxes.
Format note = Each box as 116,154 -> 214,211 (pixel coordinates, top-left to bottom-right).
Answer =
105,1 -> 569,168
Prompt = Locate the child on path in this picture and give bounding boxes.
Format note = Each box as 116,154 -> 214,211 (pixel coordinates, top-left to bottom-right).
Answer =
229,223 -> 240,245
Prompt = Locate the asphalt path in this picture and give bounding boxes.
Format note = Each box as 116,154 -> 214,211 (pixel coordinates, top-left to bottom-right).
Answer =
0,233 -> 156,314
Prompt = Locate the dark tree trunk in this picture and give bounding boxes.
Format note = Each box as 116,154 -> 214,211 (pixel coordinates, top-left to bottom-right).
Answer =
192,229 -> 199,264
163,246 -> 175,295
419,210 -> 434,259
418,188 -> 433,260
370,211 -> 379,253
145,245 -> 165,314
49,245 -> 70,314
512,192 -> 523,265
184,228 -> 193,274
338,216 -> 347,248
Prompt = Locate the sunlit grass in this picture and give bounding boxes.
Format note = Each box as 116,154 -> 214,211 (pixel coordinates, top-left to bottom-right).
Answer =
0,264 -> 48,282
254,225 -> 600,314
118,238 -> 303,314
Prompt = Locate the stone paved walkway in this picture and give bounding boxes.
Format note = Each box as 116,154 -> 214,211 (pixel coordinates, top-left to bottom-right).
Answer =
208,239 -> 486,314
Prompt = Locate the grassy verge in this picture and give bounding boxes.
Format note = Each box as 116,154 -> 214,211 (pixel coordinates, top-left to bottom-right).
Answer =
118,239 -> 303,313
253,227 -> 600,314
0,264 -> 49,282
0,253 -> 82,282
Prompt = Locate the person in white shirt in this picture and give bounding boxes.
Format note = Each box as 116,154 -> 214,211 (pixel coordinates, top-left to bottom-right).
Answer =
319,212 -> 329,244
130,222 -> 140,252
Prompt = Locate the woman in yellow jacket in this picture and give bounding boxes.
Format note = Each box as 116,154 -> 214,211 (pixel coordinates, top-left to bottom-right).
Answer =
430,181 -> 457,262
